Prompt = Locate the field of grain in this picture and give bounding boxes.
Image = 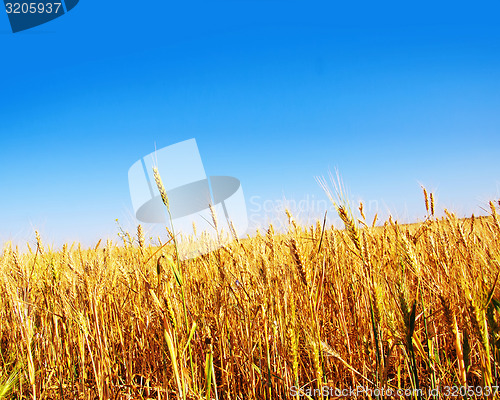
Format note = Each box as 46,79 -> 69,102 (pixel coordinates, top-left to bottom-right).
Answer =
1,187 -> 500,399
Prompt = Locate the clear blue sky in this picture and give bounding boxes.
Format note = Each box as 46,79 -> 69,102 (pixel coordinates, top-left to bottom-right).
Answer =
1,1 -> 499,248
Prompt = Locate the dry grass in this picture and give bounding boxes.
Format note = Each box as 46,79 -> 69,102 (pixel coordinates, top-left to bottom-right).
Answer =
1,195 -> 500,399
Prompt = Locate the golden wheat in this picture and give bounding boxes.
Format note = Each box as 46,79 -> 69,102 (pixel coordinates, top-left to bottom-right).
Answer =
0,195 -> 499,398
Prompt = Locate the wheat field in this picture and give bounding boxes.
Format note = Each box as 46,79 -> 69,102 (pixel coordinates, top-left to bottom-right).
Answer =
0,188 -> 500,399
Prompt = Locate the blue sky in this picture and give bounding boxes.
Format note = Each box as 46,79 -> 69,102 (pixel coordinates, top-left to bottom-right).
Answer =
1,1 -> 499,248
